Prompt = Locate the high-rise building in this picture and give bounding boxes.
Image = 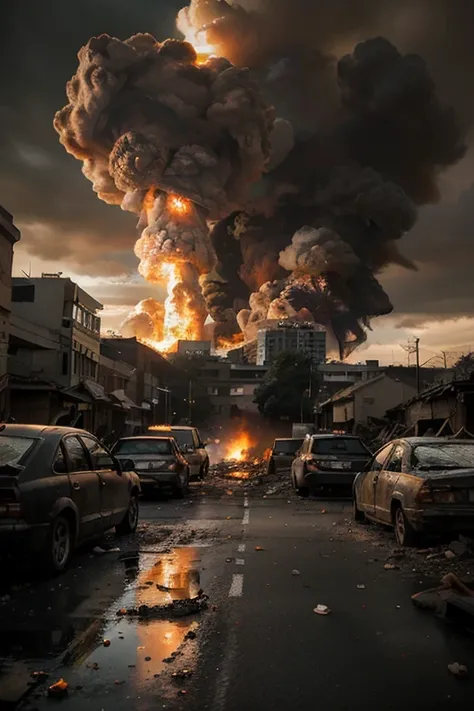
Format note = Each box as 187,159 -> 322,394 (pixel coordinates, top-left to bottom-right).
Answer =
256,320 -> 326,366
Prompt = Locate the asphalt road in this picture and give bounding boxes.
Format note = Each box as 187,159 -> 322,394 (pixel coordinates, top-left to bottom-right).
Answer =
1,481 -> 474,710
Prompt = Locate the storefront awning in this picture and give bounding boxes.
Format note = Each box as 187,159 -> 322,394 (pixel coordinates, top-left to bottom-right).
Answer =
111,389 -> 141,411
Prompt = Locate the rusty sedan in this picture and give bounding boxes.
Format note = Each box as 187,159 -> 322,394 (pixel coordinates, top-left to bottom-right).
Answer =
0,425 -> 140,572
113,436 -> 190,497
353,437 -> 474,546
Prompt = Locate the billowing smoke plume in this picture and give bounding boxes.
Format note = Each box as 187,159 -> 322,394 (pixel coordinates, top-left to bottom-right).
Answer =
55,0 -> 467,357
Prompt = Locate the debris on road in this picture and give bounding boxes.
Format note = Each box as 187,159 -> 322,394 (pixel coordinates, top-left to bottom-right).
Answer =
103,639 -> 111,647
119,593 -> 209,619
172,669 -> 193,681
313,604 -> 331,615
47,679 -> 69,698
448,662 -> 468,679
255,546 -> 265,551
31,671 -> 49,681
357,584 -> 366,589
384,563 -> 399,570
292,569 -> 301,576
445,550 -> 457,560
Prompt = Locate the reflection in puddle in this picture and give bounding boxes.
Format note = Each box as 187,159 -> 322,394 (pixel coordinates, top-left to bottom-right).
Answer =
51,548 -> 203,709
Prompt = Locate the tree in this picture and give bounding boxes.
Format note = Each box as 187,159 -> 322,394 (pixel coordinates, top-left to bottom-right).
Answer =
453,353 -> 474,380
254,352 -> 315,422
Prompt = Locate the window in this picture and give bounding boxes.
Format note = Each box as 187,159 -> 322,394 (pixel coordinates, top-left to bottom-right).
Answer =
413,443 -> 474,469
0,436 -> 36,466
230,387 -> 244,396
62,352 -> 69,376
12,284 -> 35,302
80,435 -> 115,470
386,444 -> 404,473
114,438 -> 173,456
63,436 -> 89,472
148,428 -> 194,448
53,445 -> 67,474
371,444 -> 393,472
273,439 -> 304,455
311,437 -> 369,455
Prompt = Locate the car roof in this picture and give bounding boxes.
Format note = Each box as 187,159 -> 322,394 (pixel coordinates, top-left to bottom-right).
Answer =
0,424 -> 92,439
118,436 -> 175,442
148,425 -> 195,431
275,437 -> 303,442
395,437 -> 474,446
310,434 -> 362,439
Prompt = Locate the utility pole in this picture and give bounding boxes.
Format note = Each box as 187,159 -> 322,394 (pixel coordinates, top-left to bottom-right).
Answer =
415,337 -> 420,395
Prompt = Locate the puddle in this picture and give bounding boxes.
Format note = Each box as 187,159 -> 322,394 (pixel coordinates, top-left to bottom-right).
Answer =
23,548 -> 205,709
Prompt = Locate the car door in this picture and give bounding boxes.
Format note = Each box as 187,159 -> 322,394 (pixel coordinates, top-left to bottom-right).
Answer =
79,434 -> 127,528
359,444 -> 394,518
375,443 -> 405,523
62,435 -> 102,540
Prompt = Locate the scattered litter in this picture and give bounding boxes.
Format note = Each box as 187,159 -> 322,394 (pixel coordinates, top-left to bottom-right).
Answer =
389,548 -> 405,560
225,516 -> 232,520
185,630 -> 197,640
445,550 -> 457,560
114,680 -> 126,685
321,509 -> 327,514
448,662 -> 468,679
292,570 -> 301,576
357,584 -> 366,590
225,558 -> 234,563
47,679 -> 69,698
384,563 -> 399,570
177,689 -> 188,696
119,593 -> 208,620
313,604 -> 331,615
31,671 -> 49,681
93,545 -> 121,555
449,540 -> 468,557
255,546 -> 265,552
103,639 -> 111,647
172,669 -> 193,681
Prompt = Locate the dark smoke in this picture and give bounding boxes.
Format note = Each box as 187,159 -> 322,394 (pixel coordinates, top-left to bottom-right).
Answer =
54,0 -> 467,357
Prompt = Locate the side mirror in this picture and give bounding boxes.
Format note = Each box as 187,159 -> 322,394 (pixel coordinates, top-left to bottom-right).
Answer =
115,457 -> 135,473
183,444 -> 195,454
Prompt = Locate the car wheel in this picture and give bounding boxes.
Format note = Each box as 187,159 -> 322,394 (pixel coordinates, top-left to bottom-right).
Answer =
172,472 -> 188,499
116,493 -> 139,535
46,514 -> 73,573
353,492 -> 366,523
393,503 -> 417,546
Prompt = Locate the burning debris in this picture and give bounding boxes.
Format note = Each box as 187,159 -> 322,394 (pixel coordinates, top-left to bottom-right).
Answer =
54,0 -> 466,356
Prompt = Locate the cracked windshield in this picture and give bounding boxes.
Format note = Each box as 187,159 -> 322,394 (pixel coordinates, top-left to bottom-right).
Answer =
2,0 -> 474,709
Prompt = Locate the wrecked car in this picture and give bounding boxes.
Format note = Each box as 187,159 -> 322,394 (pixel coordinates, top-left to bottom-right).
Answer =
291,434 -> 371,496
267,438 -> 304,475
0,424 -> 140,572
147,425 -> 209,480
353,437 -> 474,546
113,436 -> 190,498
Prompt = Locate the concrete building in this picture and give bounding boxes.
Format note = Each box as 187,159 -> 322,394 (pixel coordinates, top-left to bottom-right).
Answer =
256,320 -> 326,366
0,206 -> 20,415
177,340 -> 212,356
321,373 -> 418,432
8,276 -> 104,428
196,358 -> 267,418
10,275 -> 102,387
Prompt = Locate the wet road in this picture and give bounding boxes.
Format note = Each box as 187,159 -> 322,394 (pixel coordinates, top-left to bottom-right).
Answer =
1,484 -> 474,710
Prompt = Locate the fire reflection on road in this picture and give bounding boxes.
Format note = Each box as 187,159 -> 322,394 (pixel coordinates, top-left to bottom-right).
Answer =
49,548 -> 202,709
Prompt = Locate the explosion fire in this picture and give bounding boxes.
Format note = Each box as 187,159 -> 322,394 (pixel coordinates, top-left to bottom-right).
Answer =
224,429 -> 256,462
54,0 -> 467,360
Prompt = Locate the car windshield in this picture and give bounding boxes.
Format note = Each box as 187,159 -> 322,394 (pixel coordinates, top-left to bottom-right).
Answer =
114,438 -> 173,455
273,439 -> 303,454
311,437 -> 369,455
149,429 -> 194,447
413,443 -> 474,469
0,436 -> 36,468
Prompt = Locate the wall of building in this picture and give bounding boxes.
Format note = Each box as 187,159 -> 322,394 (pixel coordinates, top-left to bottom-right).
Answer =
353,376 -> 417,424
257,323 -> 326,365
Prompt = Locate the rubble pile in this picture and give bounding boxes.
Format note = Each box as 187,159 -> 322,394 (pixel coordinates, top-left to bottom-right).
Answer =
117,592 -> 209,620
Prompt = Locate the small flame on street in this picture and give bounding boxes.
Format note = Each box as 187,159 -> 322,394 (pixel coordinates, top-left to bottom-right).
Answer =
224,430 -> 256,462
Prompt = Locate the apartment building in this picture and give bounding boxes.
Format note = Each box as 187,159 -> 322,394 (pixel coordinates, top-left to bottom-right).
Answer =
256,320 -> 326,366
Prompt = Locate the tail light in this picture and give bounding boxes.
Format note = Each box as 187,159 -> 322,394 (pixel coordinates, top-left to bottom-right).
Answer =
0,494 -> 21,518
417,485 -> 465,504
